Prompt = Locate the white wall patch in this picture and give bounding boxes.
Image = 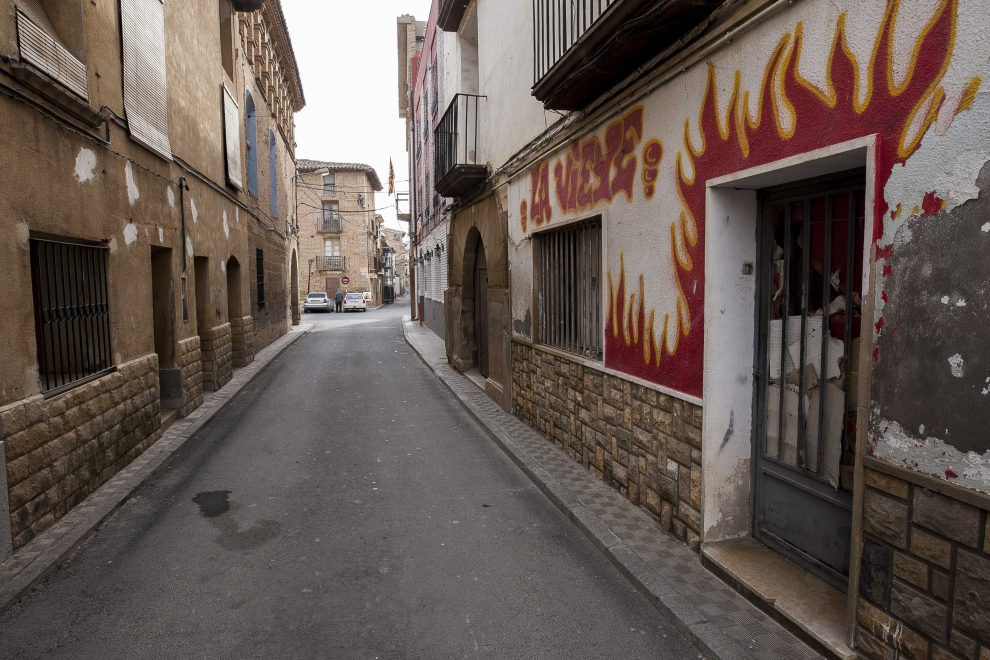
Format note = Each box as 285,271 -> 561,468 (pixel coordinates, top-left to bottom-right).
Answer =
125,162 -> 139,205
221,259 -> 226,272
982,222 -> 990,232
191,198 -> 198,223
74,149 -> 97,183
223,210 -> 229,238
158,228 -> 164,242
956,299 -> 967,307
186,236 -> 194,258
167,187 -> 175,208
940,295 -> 950,304
872,420 -> 990,493
948,353 -> 965,378
123,222 -> 138,246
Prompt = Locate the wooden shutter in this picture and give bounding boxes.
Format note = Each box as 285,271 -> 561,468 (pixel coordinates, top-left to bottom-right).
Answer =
223,85 -> 243,189
15,6 -> 88,99
120,0 -> 172,160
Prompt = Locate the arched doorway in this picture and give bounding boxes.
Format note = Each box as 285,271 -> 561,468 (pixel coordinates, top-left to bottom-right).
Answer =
462,227 -> 488,377
227,256 -> 242,319
290,249 -> 300,325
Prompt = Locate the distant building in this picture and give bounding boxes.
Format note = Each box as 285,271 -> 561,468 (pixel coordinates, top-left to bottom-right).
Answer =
295,161 -> 384,306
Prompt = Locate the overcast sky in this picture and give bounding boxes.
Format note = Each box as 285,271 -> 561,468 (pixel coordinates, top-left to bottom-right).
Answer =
281,0 -> 433,234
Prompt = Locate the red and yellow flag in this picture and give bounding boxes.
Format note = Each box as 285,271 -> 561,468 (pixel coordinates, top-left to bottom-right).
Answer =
388,159 -> 395,196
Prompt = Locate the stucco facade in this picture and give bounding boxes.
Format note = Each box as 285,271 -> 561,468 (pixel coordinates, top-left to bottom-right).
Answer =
404,0 -> 990,656
0,0 -> 303,557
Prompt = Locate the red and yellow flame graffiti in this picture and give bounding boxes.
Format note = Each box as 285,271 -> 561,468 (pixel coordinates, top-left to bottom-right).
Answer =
606,0 -> 967,398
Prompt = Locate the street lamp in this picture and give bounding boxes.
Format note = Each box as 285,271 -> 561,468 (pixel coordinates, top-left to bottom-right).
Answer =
307,258 -> 314,294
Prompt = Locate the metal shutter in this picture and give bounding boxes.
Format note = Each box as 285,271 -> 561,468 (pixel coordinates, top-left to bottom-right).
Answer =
223,85 -> 242,189
121,0 -> 172,160
15,7 -> 88,99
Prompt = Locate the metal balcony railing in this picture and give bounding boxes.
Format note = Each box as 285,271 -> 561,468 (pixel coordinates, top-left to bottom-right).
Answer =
533,0 -> 617,85
316,255 -> 345,271
323,183 -> 337,195
434,94 -> 487,197
317,212 -> 342,233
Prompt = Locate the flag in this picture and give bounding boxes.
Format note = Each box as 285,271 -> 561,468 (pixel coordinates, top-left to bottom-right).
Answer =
388,159 -> 395,196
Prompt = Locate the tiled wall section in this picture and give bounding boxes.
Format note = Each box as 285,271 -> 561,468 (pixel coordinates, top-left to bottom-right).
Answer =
858,463 -> 990,660
511,342 -> 704,549
201,323 -> 232,392
231,315 -> 255,367
1,355 -> 161,549
178,336 -> 203,418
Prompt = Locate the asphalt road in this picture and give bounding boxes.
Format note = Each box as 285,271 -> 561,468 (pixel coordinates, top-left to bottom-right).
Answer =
0,298 -> 699,659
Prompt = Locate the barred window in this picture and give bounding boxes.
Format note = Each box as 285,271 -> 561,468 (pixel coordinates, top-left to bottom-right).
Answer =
29,237 -> 114,393
256,248 -> 265,309
323,173 -> 336,195
536,218 -> 602,360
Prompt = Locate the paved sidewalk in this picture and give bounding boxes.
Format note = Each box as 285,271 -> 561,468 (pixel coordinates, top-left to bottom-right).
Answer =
403,320 -> 824,660
0,323 -> 311,615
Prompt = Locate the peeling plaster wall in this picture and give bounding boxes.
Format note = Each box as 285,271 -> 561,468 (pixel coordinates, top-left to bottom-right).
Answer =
871,160 -> 990,492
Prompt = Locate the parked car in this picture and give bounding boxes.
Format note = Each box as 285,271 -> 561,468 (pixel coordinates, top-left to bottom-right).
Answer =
304,291 -> 332,313
342,292 -> 367,312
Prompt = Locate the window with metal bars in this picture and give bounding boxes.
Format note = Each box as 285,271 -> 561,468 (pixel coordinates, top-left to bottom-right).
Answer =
29,238 -> 114,394
536,218 -> 602,360
256,248 -> 265,309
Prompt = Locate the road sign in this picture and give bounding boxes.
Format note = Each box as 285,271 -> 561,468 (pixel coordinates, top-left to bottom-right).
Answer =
341,276 -> 350,285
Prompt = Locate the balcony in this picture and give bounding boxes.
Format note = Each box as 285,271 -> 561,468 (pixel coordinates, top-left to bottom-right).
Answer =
532,0 -> 724,110
434,94 -> 487,198
438,0 -> 471,31
316,255 -> 345,271
322,183 -> 337,196
317,212 -> 342,233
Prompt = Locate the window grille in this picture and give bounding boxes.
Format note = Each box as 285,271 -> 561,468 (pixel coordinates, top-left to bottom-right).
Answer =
323,173 -> 336,195
537,218 -> 602,359
29,238 -> 114,393
256,248 -> 265,309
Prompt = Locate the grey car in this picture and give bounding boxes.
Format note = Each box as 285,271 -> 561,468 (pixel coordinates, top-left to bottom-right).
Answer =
303,291 -> 332,312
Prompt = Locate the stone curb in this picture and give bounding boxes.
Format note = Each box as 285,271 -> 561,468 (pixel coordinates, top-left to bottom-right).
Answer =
401,321 -> 756,660
0,324 -> 312,617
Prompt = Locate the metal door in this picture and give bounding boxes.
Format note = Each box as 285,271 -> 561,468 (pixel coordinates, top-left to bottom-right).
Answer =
753,171 -> 865,591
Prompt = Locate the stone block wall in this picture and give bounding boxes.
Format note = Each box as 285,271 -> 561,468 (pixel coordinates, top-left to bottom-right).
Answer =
178,336 -> 203,417
857,461 -> 990,660
201,323 -> 232,392
1,355 -> 160,549
511,342 -> 704,549
231,315 -> 255,367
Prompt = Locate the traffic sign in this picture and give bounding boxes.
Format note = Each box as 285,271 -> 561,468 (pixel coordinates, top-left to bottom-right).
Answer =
341,276 -> 350,285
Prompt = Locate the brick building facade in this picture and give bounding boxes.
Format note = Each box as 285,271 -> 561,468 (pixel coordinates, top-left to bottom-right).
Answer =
295,161 -> 384,305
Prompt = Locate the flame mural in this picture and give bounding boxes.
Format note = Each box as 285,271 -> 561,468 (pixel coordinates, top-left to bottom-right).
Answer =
606,0 -> 967,399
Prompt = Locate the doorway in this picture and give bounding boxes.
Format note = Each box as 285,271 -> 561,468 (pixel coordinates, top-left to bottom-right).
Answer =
194,256 -> 214,390
150,247 -> 180,416
753,170 -> 865,590
473,239 -> 488,377
227,256 -> 242,319
290,249 -> 299,324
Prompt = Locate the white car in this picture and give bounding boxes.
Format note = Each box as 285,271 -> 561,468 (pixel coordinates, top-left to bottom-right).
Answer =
304,291 -> 332,313
342,292 -> 367,312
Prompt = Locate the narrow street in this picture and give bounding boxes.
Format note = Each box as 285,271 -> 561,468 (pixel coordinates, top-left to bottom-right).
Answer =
0,300 -> 698,659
